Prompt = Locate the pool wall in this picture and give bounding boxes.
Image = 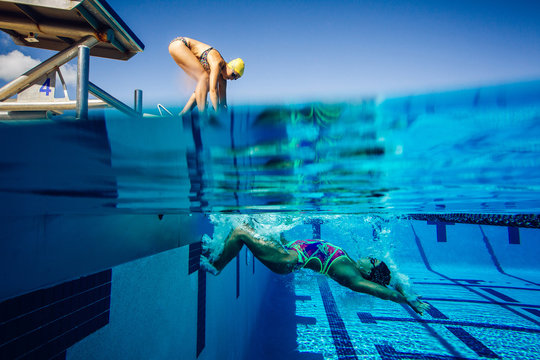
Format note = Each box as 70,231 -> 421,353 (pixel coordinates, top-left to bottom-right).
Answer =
63,244 -> 273,359
0,214 -> 211,302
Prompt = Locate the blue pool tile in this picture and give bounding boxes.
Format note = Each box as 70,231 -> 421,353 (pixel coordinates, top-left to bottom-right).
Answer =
1,270 -> 111,324
422,297 -> 540,309
1,283 -> 111,342
317,277 -> 358,360
26,311 -> 110,360
453,279 -> 485,285
0,270 -> 111,360
296,354 -> 325,360
357,314 -> 540,334
412,283 -> 540,292
446,326 -> 499,358
236,255 -> 240,298
375,343 -> 478,360
480,288 -> 519,302
412,224 -> 538,325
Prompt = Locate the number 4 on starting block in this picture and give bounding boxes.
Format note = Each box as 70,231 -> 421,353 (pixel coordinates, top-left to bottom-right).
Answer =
39,77 -> 52,96
17,71 -> 57,102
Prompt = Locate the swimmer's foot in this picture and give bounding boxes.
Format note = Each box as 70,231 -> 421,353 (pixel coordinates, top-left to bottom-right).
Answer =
200,255 -> 221,276
201,234 -> 212,253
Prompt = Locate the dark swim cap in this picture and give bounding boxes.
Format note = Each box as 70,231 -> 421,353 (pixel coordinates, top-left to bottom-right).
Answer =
368,261 -> 391,286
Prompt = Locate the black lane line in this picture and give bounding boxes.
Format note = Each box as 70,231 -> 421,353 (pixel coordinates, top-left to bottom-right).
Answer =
357,314 -> 540,334
196,270 -> 206,358
399,304 -> 463,358
375,344 -> 477,360
424,302 -> 449,319
236,255 -> 240,298
414,283 -> 540,292
445,327 -> 499,359
421,298 -> 540,308
523,308 -> 540,318
411,224 -> 540,326
479,226 -> 539,286
317,277 -> 358,360
508,227 -> 520,244
480,288 -> 519,302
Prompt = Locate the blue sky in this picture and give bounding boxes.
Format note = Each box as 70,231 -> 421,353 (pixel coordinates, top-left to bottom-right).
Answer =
1,0 -> 540,109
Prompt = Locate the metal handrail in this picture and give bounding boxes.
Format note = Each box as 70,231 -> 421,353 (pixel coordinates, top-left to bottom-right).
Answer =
157,104 -> 173,116
88,82 -> 140,117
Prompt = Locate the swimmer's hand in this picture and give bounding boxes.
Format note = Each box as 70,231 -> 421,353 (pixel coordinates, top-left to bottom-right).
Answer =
406,296 -> 430,316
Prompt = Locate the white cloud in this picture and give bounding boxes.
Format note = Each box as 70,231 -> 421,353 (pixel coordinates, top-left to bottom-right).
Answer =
58,63 -> 77,85
0,50 -> 40,81
0,50 -> 78,88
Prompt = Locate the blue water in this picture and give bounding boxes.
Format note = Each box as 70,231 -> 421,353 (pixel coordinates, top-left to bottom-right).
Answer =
284,218 -> 539,360
2,81 -> 540,216
1,80 -> 540,359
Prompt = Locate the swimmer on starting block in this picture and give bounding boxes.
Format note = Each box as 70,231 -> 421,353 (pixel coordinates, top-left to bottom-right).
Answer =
168,37 -> 244,114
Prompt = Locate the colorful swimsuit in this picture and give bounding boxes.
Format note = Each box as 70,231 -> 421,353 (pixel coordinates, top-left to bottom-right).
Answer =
170,36 -> 190,49
198,47 -> 213,71
170,37 -> 214,72
285,240 -> 349,275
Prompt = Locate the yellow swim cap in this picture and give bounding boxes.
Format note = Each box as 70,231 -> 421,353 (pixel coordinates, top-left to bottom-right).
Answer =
227,58 -> 245,78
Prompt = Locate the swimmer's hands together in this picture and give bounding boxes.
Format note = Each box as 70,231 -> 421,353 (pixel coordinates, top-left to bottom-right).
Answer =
406,296 -> 430,316
393,284 -> 430,316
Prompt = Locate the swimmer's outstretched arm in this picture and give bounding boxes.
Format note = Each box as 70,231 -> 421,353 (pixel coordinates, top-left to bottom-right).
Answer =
350,278 -> 428,315
180,92 -> 197,115
329,261 -> 430,315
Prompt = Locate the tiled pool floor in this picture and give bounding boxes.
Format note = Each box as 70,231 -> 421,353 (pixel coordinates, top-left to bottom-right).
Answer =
293,266 -> 540,360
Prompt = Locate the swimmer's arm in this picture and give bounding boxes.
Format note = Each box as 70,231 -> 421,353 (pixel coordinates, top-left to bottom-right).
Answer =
209,63 -> 221,112
330,260 -> 405,302
180,92 -> 196,115
218,76 -> 227,110
329,260 -> 429,315
350,279 -> 429,315
349,278 -> 405,302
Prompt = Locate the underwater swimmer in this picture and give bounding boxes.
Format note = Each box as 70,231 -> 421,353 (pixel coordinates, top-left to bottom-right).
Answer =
168,37 -> 245,114
206,225 -> 430,315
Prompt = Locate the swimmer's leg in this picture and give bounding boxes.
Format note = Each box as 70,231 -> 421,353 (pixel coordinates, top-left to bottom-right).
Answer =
211,228 -> 244,272
212,226 -> 295,274
168,41 -> 209,112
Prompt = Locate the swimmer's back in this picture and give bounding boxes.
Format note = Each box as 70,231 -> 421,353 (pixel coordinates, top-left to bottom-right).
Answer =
183,37 -> 213,58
